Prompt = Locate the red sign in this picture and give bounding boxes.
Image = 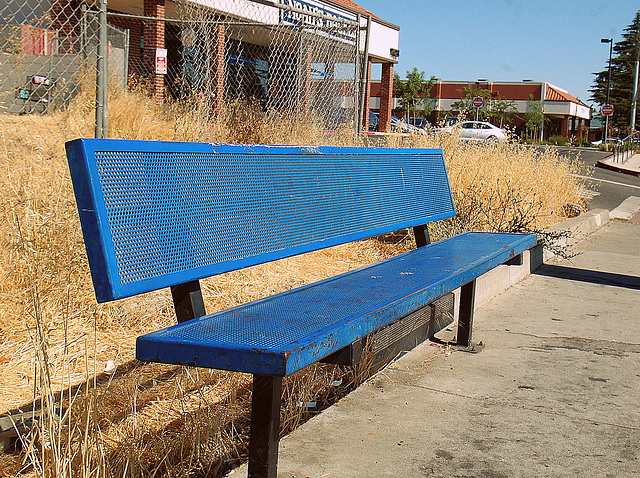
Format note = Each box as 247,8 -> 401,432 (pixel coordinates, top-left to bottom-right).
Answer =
602,104 -> 614,116
155,48 -> 167,75
472,96 -> 484,108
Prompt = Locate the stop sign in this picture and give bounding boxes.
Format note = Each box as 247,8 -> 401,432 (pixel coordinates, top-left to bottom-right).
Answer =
602,104 -> 614,116
472,96 -> 484,108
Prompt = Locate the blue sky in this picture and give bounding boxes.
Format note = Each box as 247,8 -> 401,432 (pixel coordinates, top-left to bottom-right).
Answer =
359,1 -> 639,106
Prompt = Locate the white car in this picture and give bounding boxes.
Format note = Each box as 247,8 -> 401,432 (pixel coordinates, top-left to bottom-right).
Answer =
391,115 -> 421,134
458,121 -> 507,142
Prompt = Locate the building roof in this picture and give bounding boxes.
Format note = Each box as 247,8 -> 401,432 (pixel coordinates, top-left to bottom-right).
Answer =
326,0 -> 377,17
546,83 -> 586,106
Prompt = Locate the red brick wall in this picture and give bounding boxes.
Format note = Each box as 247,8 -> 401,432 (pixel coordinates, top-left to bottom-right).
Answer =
378,62 -> 393,132
432,82 -> 542,101
50,0 -> 81,53
143,0 -> 165,103
491,84 -> 541,101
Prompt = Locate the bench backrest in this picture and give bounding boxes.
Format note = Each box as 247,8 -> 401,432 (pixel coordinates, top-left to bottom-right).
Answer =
66,139 -> 455,302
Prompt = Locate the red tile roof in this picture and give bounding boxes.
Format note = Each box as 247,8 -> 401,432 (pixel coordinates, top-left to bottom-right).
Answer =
327,0 -> 377,17
546,84 -> 586,106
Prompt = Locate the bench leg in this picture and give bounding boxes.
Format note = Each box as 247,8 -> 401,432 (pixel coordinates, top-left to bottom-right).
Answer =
455,280 -> 476,348
171,280 -> 206,323
505,252 -> 524,266
248,374 -> 283,478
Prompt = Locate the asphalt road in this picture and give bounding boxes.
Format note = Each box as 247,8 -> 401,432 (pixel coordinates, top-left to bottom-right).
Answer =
536,146 -> 640,211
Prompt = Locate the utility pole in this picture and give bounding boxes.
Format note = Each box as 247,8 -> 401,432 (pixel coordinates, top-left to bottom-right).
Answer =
631,43 -> 639,132
601,38 -> 613,145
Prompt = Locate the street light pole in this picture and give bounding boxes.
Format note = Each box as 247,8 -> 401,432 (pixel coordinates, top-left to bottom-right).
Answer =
631,43 -> 639,133
601,38 -> 613,146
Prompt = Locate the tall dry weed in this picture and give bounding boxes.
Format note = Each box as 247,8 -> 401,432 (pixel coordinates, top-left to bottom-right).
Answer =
382,132 -> 587,242
0,81 -> 588,476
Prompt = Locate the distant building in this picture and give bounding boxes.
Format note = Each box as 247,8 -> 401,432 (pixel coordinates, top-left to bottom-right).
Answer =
370,79 -> 591,140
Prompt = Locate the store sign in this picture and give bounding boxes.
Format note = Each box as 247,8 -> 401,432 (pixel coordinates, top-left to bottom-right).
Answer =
155,48 -> 167,75
277,0 -> 357,44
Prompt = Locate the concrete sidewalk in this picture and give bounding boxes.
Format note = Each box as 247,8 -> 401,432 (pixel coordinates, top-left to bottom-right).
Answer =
236,213 -> 640,477
597,152 -> 640,178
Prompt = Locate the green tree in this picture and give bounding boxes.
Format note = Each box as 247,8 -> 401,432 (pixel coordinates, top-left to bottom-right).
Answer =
490,98 -> 517,128
393,68 -> 437,122
590,10 -> 640,132
524,96 -> 545,141
450,85 -> 492,120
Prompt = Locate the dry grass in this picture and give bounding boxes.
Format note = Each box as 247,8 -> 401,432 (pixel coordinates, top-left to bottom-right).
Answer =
0,82 -> 588,476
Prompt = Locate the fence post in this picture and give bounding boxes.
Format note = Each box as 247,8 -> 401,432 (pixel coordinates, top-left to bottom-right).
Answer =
631,48 -> 639,132
359,16 -> 371,133
95,0 -> 108,139
214,24 -> 225,118
124,28 -> 130,89
81,3 -> 87,60
355,14 -> 361,134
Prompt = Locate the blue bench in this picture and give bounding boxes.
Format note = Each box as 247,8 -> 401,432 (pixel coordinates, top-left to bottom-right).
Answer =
65,138 -> 536,477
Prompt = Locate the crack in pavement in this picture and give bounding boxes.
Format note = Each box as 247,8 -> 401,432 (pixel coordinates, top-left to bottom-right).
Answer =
500,331 -> 640,357
402,381 -> 640,432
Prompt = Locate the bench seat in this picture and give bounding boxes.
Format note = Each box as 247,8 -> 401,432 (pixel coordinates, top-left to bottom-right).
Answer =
137,231 -> 535,376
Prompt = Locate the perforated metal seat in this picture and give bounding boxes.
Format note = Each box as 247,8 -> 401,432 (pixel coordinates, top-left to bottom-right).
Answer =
136,231 -> 535,375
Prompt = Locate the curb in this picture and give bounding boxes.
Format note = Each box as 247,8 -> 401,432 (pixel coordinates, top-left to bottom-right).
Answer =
596,158 -> 640,178
545,208 -> 610,242
610,196 -> 640,220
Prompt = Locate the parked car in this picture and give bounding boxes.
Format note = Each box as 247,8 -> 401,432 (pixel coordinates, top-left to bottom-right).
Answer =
369,111 -> 379,131
458,121 -> 507,142
434,117 -> 460,134
391,115 -> 421,134
590,137 -> 622,146
408,117 -> 431,130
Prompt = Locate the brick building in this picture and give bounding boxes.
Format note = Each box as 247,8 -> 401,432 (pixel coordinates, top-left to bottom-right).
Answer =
370,79 -> 591,140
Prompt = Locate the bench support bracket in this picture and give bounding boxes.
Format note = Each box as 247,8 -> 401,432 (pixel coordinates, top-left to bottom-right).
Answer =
413,224 -> 431,248
455,279 -> 476,348
171,280 -> 206,323
248,374 -> 283,478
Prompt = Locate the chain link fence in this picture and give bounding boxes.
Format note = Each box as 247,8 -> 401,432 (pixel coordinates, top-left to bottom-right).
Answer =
1,0 -> 365,157
173,0 -> 361,131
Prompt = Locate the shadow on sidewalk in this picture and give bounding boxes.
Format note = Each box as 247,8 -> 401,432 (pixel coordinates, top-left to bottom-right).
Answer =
534,264 -> 640,290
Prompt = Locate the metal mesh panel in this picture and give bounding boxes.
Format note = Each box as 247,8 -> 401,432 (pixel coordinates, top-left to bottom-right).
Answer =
369,292 -> 453,356
151,242 -> 450,350
137,232 -> 537,374
371,305 -> 433,353
94,148 -> 452,286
